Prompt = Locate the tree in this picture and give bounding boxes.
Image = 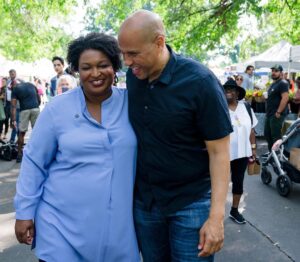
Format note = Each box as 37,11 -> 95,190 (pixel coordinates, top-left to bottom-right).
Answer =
85,0 -> 300,63
0,0 -> 77,61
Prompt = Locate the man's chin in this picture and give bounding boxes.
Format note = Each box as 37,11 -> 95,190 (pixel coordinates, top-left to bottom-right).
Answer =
271,76 -> 280,81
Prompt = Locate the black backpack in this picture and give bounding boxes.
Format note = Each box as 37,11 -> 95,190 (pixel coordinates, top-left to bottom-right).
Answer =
0,141 -> 18,161
243,101 -> 253,126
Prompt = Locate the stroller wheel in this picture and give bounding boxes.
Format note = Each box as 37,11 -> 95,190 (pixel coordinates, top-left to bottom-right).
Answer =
261,168 -> 272,185
276,175 -> 292,197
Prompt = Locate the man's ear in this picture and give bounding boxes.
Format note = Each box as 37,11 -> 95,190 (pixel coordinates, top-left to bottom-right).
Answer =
155,34 -> 165,49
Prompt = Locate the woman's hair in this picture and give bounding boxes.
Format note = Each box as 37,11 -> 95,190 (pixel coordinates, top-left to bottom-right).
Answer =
67,32 -> 122,72
234,74 -> 243,81
56,74 -> 77,89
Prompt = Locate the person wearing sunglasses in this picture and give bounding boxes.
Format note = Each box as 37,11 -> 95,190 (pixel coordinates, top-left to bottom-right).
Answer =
223,79 -> 257,224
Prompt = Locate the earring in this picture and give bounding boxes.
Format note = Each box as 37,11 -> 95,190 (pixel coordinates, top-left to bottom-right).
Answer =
114,74 -> 119,85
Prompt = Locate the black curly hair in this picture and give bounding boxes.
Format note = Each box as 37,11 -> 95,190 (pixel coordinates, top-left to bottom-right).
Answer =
67,32 -> 122,72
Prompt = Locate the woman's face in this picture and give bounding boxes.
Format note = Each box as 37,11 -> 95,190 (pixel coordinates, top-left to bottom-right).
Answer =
78,49 -> 114,98
235,76 -> 243,86
58,79 -> 70,88
225,87 -> 238,103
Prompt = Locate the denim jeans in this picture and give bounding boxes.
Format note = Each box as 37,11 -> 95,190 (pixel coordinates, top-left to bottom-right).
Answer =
10,108 -> 19,143
134,192 -> 213,262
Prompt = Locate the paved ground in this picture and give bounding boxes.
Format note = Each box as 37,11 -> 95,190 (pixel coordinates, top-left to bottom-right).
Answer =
0,138 -> 299,261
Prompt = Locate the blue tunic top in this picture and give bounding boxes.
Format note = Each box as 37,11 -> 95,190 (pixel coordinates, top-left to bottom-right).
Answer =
14,87 -> 140,262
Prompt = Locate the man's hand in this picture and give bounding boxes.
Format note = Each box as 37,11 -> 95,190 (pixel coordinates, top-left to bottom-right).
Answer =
15,219 -> 35,245
10,120 -> 17,129
198,216 -> 224,257
275,112 -> 281,119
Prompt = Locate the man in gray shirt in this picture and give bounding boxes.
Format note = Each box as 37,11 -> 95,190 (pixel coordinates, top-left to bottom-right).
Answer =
242,65 -> 255,90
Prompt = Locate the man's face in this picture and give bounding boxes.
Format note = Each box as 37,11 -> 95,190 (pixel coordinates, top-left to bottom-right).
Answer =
2,78 -> 7,87
53,59 -> 64,75
9,71 -> 16,80
118,30 -> 161,80
247,67 -> 254,76
271,69 -> 281,80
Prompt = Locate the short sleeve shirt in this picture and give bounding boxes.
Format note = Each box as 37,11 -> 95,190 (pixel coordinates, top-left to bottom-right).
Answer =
229,102 -> 258,161
127,45 -> 233,214
11,82 -> 39,111
266,79 -> 289,117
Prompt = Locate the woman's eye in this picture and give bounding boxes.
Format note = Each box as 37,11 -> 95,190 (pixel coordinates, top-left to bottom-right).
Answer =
99,64 -> 110,68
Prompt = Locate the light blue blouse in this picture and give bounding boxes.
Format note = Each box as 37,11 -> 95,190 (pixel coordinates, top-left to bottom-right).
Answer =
14,87 -> 140,262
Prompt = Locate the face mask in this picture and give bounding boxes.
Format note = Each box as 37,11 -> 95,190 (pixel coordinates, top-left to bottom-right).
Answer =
61,86 -> 69,93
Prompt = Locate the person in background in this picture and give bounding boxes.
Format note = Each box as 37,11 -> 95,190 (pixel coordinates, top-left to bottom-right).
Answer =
50,56 -> 65,96
14,32 -> 140,262
283,72 -> 294,92
56,74 -> 77,95
264,64 -> 289,151
118,10 -> 232,261
0,77 -> 8,140
6,69 -> 23,143
11,82 -> 40,162
34,77 -> 45,105
234,74 -> 243,88
242,65 -> 255,90
294,76 -> 300,118
224,79 -> 257,224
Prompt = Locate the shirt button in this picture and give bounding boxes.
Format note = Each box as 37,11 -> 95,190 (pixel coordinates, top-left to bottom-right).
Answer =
144,105 -> 148,110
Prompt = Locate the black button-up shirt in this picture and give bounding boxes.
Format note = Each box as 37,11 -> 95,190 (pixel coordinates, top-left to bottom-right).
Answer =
127,46 -> 232,214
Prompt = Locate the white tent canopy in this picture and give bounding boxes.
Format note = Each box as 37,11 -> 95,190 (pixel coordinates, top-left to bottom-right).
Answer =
237,41 -> 300,72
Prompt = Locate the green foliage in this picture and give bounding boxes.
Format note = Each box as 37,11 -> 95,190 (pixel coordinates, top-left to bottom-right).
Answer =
0,0 -> 76,61
85,0 -> 300,64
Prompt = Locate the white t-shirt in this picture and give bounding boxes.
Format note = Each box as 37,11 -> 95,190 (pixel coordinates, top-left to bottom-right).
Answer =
229,101 -> 258,161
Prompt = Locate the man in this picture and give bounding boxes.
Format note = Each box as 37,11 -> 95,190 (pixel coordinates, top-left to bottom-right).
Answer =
11,82 -> 40,162
50,56 -> 65,96
241,65 -> 255,90
118,10 -> 232,261
264,64 -> 289,151
6,69 -> 23,143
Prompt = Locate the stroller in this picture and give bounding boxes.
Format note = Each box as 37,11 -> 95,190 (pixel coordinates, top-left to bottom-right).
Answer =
260,119 -> 300,196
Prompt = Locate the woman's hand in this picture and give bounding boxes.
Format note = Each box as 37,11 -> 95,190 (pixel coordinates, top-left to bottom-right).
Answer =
15,219 -> 35,245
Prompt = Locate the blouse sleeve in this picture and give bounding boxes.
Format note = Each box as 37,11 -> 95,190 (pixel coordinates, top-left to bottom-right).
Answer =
14,105 -> 58,220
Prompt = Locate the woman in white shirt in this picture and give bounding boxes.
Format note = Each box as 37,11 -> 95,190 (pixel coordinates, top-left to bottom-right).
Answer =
224,79 -> 257,224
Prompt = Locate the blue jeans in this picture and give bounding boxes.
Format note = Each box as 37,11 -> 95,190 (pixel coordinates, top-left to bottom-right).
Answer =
134,192 -> 213,262
10,108 -> 20,143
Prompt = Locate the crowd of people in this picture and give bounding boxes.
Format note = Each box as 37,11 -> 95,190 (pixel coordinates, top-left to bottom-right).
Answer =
0,57 -> 78,162
0,9 -> 298,262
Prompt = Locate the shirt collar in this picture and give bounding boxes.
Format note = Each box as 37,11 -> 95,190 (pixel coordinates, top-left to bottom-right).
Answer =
153,45 -> 177,86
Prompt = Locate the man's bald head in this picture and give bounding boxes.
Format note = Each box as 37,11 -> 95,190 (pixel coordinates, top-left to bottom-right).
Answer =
118,10 -> 170,82
119,10 -> 165,43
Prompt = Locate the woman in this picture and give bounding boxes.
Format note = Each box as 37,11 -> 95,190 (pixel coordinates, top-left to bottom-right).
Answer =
234,74 -> 243,87
56,74 -> 77,95
223,79 -> 257,224
14,33 -> 140,262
